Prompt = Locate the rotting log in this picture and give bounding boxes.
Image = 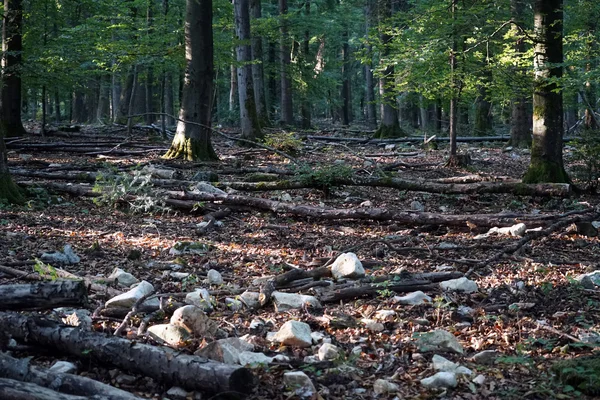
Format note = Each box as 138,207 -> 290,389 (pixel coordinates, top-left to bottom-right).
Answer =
0,377 -> 112,400
0,352 -> 145,400
0,312 -> 256,394
0,281 -> 87,311
258,267 -> 332,307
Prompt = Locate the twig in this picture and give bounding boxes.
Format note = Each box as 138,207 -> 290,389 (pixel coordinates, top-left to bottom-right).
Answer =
113,289 -> 157,336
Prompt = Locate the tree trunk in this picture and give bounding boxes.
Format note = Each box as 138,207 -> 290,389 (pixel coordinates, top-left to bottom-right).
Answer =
340,30 -> 351,126
117,68 -> 134,123
96,76 -> 110,122
0,312 -> 256,394
0,122 -> 23,203
163,0 -> 218,161
374,0 -> 402,138
447,0 -> 460,164
299,0 -> 311,129
474,84 -> 492,136
54,88 -> 61,123
234,0 -> 262,139
1,0 -> 27,137
229,63 -> 237,113
523,0 -> 568,183
279,0 -> 293,125
0,281 -> 87,311
250,0 -> 269,126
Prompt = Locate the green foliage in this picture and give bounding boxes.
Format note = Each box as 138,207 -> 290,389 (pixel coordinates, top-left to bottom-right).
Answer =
295,164 -> 354,194
552,356 -> 600,395
570,130 -> 600,189
33,259 -> 58,281
262,132 -> 303,154
93,167 -> 168,214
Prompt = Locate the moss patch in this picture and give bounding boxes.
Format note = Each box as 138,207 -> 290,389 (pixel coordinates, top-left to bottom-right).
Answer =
523,159 -> 569,183
374,124 -> 406,139
552,356 -> 600,395
0,173 -> 24,204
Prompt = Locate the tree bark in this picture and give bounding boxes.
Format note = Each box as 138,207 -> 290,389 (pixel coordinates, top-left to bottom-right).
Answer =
279,0 -> 293,125
250,0 -> 269,126
0,122 -> 23,203
163,0 -> 218,161
0,281 -> 87,311
447,0 -> 459,161
0,377 -> 114,400
523,0 -> 568,183
0,352 -> 144,400
234,0 -> 262,140
1,0 -> 26,137
299,0 -> 312,129
0,313 -> 256,394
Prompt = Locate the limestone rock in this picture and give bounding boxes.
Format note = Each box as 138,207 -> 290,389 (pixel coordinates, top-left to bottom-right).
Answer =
190,182 -> 226,195
207,269 -> 223,285
165,387 -> 189,400
440,277 -> 478,293
432,354 -> 472,375
361,319 -> 385,332
576,270 -> 600,287
238,351 -> 273,366
410,200 -> 425,212
373,379 -> 399,394
170,305 -> 218,337
225,297 -> 243,311
272,291 -> 322,312
471,350 -> 498,365
185,289 -> 214,313
414,329 -> 464,354
147,324 -> 190,347
421,372 -> 458,389
272,321 -> 312,348
108,268 -> 139,288
105,281 -> 159,309
169,241 -> 211,256
394,291 -> 432,305
472,374 -> 486,385
195,337 -> 254,364
240,291 -> 261,309
48,361 -> 77,374
283,371 -> 317,398
330,252 -> 365,279
191,171 -> 218,182
317,343 -> 340,361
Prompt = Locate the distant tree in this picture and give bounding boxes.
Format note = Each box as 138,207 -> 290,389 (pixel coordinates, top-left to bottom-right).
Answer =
163,0 -> 218,161
279,0 -> 293,125
0,129 -> 23,203
2,0 -> 27,137
523,0 -> 568,183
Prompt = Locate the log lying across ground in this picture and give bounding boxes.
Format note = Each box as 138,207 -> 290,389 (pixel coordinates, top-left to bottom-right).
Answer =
0,377 -> 111,400
0,312 -> 256,395
0,281 -> 87,311
0,352 -> 145,400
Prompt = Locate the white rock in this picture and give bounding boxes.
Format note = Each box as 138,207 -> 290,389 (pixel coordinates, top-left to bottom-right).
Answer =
169,241 -> 211,256
170,305 -> 217,337
240,291 -> 261,309
41,244 -> 80,265
385,144 -> 396,150
280,193 -> 293,202
238,351 -> 273,366
361,318 -> 385,332
169,272 -> 190,280
415,329 -> 464,354
185,289 -> 214,313
283,371 -> 316,398
272,321 -> 312,348
105,281 -> 159,309
207,269 -> 223,285
440,277 -> 479,293
165,387 -> 188,400
303,355 -> 320,364
142,165 -> 176,179
249,318 -> 265,330
360,200 -> 373,207
272,291 -> 322,312
108,268 -> 139,287
311,331 -> 326,343
318,343 -> 340,361
472,374 -> 486,385
375,310 -> 396,321
471,350 -> 498,365
576,270 -> 600,286
432,354 -> 472,375
394,291 -> 432,305
225,297 -> 243,311
195,337 -> 253,364
410,201 -> 425,212
48,361 -> 78,374
373,379 -> 399,394
420,372 -> 458,389
190,182 -> 226,195
330,252 -> 365,279
147,324 -> 190,347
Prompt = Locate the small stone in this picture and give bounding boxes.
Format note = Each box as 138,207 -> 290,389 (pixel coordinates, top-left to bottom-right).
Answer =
330,252 -> 365,279
375,310 -> 396,321
169,241 -> 211,256
280,193 -> 293,202
240,291 -> 261,309
360,200 -> 373,207
147,324 -> 190,347
190,182 -> 226,195
225,297 -> 243,311
432,354 -> 472,375
385,144 -> 396,150
472,374 -> 486,385
414,318 -> 430,326
317,343 -> 340,361
575,270 -> 600,287
272,321 -> 312,348
283,371 -> 316,398
440,277 -> 479,293
40,244 -> 80,265
410,200 -> 425,212
170,305 -> 218,337
373,379 -> 399,394
165,386 -> 189,400
48,361 -> 77,374
238,351 -> 273,366
362,319 -> 385,332
471,350 -> 498,365
249,318 -> 265,330
108,267 -> 139,288
105,281 -> 159,309
114,374 -> 137,386
420,372 -> 458,389
311,331 -> 326,343
394,291 -> 432,305
170,272 -> 190,280
206,269 -> 223,285
191,171 -> 219,182
414,329 -> 464,354
185,289 -> 214,313
272,291 -> 322,312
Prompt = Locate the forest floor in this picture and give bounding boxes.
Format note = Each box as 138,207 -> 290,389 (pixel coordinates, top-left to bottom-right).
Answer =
1,122 -> 600,400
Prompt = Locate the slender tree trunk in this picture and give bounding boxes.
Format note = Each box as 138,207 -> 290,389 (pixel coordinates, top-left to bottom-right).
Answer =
165,72 -> 174,125
267,41 -> 278,118
375,0 -> 402,138
127,65 -> 139,135
299,0 -> 311,129
54,89 -> 61,123
118,69 -> 135,123
340,30 -> 351,126
1,0 -> 26,137
229,63 -> 237,113
41,86 -> 47,135
234,0 -> 262,139
364,0 -> 377,127
279,0 -> 293,125
163,0 -> 218,161
523,0 -> 567,183
447,0 -> 461,164
96,76 -> 110,122
583,7 -> 598,130
250,0 -> 269,126
474,84 -> 492,136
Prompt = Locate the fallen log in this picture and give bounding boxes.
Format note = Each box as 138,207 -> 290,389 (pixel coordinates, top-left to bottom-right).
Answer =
0,377 -> 108,400
319,282 -> 437,303
0,352 -> 145,400
0,281 -> 87,311
0,312 -> 256,394
212,176 -> 570,197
